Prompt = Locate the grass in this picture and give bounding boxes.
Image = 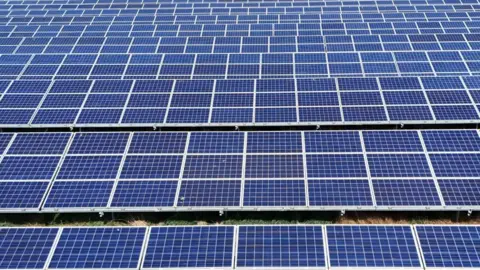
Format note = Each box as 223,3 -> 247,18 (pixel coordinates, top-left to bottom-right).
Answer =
0,211 -> 476,227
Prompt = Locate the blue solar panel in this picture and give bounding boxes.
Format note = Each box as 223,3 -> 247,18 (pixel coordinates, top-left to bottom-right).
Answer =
327,226 -> 421,268
188,132 -> 244,153
308,179 -> 373,206
430,154 -> 480,177
243,180 -> 306,206
44,181 -> 114,208
373,179 -> 442,206
307,154 -> 367,178
8,133 -> 70,155
0,181 -> 48,209
304,132 -> 362,153
143,226 -> 234,269
57,156 -> 122,180
178,180 -> 241,207
0,134 -> 13,154
120,156 -> 183,179
246,155 -> 304,178
68,133 -> 130,154
422,130 -> 480,152
416,226 -> 480,268
237,226 -> 325,268
0,156 -> 60,180
368,154 -> 432,177
111,180 -> 177,208
128,133 -> 187,154
183,155 -> 243,179
363,131 -> 423,152
49,227 -> 146,269
0,228 -> 59,269
438,179 -> 480,206
247,132 -> 302,153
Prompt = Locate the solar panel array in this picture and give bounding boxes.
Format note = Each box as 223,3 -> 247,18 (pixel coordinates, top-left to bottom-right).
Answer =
1,225 -> 480,270
2,0 -> 480,127
0,130 -> 478,212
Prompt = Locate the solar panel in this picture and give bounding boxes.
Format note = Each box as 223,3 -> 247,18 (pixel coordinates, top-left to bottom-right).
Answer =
111,180 -> 177,208
236,225 -> 326,268
143,226 -> 235,269
68,133 -> 130,154
327,225 -> 422,268
178,180 -> 241,207
49,227 -> 146,269
416,226 -> 480,268
43,181 -> 114,208
0,181 -> 49,209
0,228 -> 59,269
373,179 -> 442,206
308,179 -> 373,206
243,180 -> 306,207
7,133 -> 70,155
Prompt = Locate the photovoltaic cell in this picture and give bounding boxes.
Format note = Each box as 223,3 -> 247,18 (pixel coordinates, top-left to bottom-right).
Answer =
183,155 -> 243,179
304,132 -> 362,153
188,132 -> 244,153
7,133 -> 70,155
143,226 -> 234,269
0,228 -> 59,269
68,133 -> 130,154
49,227 -> 146,269
128,133 -> 187,154
57,156 -> 122,180
373,179 -> 442,206
243,180 -> 306,206
111,180 -> 177,207
246,155 -> 304,178
368,154 -> 432,177
430,154 -> 480,177
438,179 -> 480,206
120,156 -> 183,179
236,226 -> 325,268
363,131 -> 423,152
0,181 -> 48,209
416,226 -> 480,268
44,181 -> 114,208
307,154 -> 367,178
177,180 -> 241,207
0,156 -> 60,180
308,180 -> 373,206
422,130 -> 480,152
247,132 -> 302,153
327,226 -> 421,268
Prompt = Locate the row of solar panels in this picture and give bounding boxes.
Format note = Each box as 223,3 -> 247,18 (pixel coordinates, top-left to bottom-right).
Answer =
0,225 -> 478,269
3,51 -> 480,64
0,77 -> 480,126
0,130 -> 479,212
2,6 -> 479,14
3,0 -> 479,8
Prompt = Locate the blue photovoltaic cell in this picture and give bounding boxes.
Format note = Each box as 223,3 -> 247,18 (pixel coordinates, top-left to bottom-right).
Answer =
246,155 -> 304,178
188,132 -> 244,153
422,130 -> 480,152
143,226 -> 234,268
111,180 -> 177,207
0,156 -> 60,180
247,132 -> 302,153
368,154 -> 432,177
438,179 -> 480,206
327,226 -> 421,268
237,226 -> 325,268
57,156 -> 122,180
68,133 -> 130,154
430,154 -> 480,177
8,133 -> 70,155
128,133 -> 187,154
44,181 -> 114,208
49,227 -> 146,269
363,131 -> 423,152
178,180 -> 241,207
243,180 -> 306,206
373,180 -> 441,206
416,226 -> 480,268
307,154 -> 367,178
308,180 -> 373,206
183,155 -> 243,179
0,134 -> 13,154
304,132 -> 362,153
120,156 -> 183,179
0,228 -> 59,269
0,181 -> 48,209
